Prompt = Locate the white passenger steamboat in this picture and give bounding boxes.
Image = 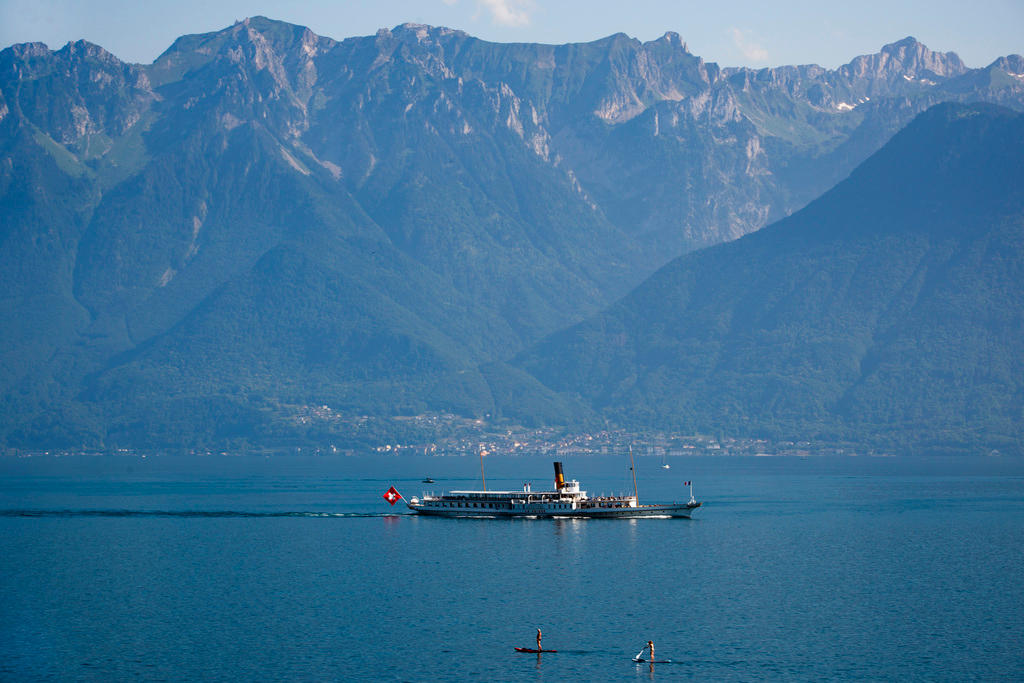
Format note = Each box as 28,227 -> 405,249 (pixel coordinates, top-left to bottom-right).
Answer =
406,461 -> 701,518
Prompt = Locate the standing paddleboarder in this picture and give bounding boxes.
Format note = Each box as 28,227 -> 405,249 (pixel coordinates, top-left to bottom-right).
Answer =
536,628 -> 542,651
637,640 -> 654,661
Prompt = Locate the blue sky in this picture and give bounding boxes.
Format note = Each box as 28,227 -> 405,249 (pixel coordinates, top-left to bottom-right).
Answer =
1,0 -> 1021,69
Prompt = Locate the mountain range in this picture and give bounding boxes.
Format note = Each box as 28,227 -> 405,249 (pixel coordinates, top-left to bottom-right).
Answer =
1,17 -> 1022,451
512,102 -> 1024,455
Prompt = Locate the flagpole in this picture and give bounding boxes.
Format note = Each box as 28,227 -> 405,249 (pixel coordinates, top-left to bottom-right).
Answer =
479,446 -> 487,491
629,444 -> 639,504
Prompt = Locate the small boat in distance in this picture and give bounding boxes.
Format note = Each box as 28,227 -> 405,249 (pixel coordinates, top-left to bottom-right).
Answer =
422,477 -> 435,483
405,461 -> 701,518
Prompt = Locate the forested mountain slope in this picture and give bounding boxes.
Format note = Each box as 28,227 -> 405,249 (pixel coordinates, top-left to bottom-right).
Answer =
514,104 -> 1024,455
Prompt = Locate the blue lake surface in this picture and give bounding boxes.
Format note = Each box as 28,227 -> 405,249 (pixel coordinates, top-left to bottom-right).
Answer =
2,454 -> 1023,681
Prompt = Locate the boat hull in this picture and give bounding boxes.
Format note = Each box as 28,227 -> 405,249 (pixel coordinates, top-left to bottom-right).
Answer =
407,501 -> 701,519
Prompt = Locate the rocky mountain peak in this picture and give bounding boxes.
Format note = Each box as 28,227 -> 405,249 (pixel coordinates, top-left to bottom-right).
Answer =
383,23 -> 467,51
881,36 -> 965,75
147,16 -> 337,128
3,42 -> 54,61
57,39 -> 122,65
603,32 -> 640,49
988,54 -> 1024,74
153,17 -> 335,75
0,39 -> 154,143
842,37 -> 967,83
212,16 -> 337,68
649,31 -> 689,53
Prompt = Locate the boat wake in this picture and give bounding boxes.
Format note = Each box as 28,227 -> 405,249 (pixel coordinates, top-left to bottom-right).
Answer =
0,509 -> 410,518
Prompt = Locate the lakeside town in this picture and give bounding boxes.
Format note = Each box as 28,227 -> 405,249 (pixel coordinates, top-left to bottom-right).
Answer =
296,407 -> 881,457
4,407 -> 890,458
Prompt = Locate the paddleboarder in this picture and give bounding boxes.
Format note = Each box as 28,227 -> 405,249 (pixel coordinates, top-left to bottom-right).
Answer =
536,628 -> 542,651
641,640 -> 654,661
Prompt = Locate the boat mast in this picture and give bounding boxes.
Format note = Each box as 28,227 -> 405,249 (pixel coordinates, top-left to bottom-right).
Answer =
629,445 -> 639,503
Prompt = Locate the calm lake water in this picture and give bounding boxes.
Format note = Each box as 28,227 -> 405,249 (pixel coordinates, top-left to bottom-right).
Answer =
2,454 -> 1023,681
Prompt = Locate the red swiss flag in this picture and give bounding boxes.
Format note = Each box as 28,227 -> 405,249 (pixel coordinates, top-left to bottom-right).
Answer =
382,486 -> 402,505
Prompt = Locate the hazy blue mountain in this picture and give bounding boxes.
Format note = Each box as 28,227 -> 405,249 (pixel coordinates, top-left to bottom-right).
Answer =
514,103 -> 1024,455
1,17 -> 1022,447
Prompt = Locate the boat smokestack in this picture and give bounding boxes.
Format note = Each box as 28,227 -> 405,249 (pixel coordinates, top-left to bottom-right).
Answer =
553,461 -> 565,489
